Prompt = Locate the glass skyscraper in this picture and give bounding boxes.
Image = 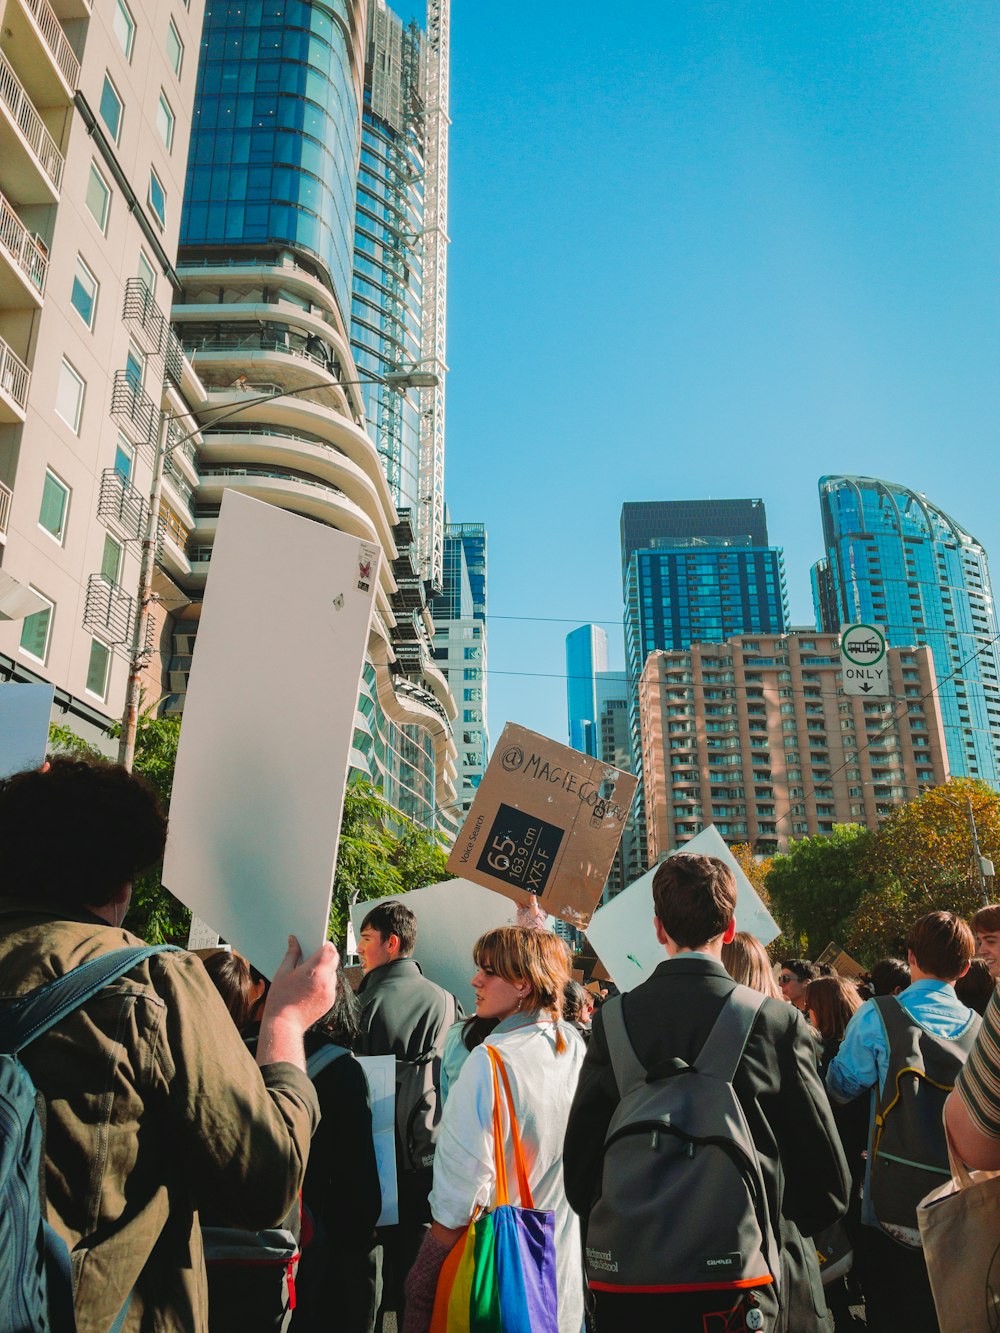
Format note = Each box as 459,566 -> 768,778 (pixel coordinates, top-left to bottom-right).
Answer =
620,499 -> 789,874
566,624 -> 610,755
812,475 -> 1000,786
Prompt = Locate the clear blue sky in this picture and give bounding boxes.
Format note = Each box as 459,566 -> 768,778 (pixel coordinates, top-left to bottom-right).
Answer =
434,1 -> 999,749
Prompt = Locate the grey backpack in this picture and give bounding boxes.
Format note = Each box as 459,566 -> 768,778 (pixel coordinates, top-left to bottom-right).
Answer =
585,986 -> 780,1298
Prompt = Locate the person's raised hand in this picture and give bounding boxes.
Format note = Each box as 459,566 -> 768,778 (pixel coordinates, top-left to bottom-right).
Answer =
263,936 -> 339,1033
515,894 -> 547,931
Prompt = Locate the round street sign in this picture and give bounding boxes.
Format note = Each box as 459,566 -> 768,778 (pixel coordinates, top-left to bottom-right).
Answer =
841,623 -> 886,667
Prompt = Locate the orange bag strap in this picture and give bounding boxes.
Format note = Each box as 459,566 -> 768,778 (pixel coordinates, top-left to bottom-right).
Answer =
487,1045 -> 534,1210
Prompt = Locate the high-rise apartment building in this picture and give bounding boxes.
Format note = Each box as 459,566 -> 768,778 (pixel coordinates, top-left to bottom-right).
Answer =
172,0 -> 459,832
812,475 -> 1000,788
0,0 -> 207,745
639,632 -> 949,859
566,623 -> 609,755
431,520 -> 488,816
620,498 -> 789,874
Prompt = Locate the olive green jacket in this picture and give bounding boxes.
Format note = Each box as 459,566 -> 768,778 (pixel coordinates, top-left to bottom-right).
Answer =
0,900 -> 319,1333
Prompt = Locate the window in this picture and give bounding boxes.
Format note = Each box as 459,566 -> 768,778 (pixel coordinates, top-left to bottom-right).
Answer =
100,533 -> 123,584
113,0 -> 135,58
148,168 -> 165,227
166,19 -> 183,75
70,256 -> 98,328
19,593 -> 53,663
125,341 -> 144,390
85,163 -> 111,231
55,359 -> 85,432
38,470 -> 70,542
99,74 -> 124,142
156,91 -> 175,149
137,251 -> 155,296
86,639 -> 111,699
114,434 -> 134,482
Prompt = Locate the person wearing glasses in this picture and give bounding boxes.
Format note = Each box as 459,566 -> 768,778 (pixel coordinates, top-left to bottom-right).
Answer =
778,958 -> 819,1012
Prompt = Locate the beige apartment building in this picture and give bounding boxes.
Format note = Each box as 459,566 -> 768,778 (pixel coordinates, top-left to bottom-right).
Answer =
0,0 -> 205,741
639,631 -> 950,858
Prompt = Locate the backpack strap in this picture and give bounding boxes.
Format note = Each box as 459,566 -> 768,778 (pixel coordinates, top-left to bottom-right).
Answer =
601,995 -> 648,1097
0,944 -> 180,1055
306,1043 -> 348,1080
695,984 -> 767,1084
872,993 -> 980,1065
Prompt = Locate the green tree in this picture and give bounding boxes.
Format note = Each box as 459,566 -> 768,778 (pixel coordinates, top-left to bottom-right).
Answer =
846,779 -> 1000,960
764,824 -> 875,958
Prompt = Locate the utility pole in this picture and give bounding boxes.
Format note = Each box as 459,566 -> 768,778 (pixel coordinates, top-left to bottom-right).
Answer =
968,793 -> 991,907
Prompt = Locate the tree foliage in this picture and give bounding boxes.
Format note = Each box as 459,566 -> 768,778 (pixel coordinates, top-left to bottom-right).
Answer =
764,824 -> 876,958
48,723 -> 452,948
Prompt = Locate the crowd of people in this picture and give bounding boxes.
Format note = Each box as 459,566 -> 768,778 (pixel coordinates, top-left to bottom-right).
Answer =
3,756 -> 1000,1333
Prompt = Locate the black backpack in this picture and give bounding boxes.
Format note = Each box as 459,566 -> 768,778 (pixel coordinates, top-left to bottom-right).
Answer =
585,987 -> 780,1298
0,944 -> 176,1333
868,994 -> 980,1246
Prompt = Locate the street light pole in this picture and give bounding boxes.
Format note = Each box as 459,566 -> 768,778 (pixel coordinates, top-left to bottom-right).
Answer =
116,368 -> 438,770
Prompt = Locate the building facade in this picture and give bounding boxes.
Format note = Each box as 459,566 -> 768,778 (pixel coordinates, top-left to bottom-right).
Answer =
620,498 -> 789,877
813,475 -> 1000,788
0,0 -> 207,745
172,0 -> 459,831
431,519 -> 488,816
639,631 -> 949,859
566,623 -> 609,755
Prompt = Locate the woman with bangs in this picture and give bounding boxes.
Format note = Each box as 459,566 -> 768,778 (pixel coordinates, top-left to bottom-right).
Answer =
402,926 -> 586,1333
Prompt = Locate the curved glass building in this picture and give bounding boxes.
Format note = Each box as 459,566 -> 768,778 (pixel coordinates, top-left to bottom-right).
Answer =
812,475 -> 1000,786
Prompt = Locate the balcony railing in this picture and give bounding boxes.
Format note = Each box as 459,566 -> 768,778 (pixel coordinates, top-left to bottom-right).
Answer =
0,478 -> 11,538
0,191 -> 46,294
19,0 -> 81,89
0,52 -> 65,192
0,334 -> 30,411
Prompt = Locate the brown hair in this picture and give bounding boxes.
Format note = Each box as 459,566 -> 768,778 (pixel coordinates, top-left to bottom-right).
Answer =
202,950 -> 264,1030
805,975 -> 861,1044
652,854 -> 737,949
907,911 -> 975,982
721,932 -> 781,1000
971,905 -> 1000,936
473,927 -> 571,1052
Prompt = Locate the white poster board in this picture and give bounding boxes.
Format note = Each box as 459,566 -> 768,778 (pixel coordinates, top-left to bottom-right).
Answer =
585,825 -> 779,992
356,1055 -> 398,1227
0,683 -> 54,778
350,879 -> 553,1015
162,491 -> 380,979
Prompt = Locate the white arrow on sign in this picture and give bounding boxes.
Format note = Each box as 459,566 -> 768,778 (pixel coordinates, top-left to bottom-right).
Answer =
840,623 -> 890,697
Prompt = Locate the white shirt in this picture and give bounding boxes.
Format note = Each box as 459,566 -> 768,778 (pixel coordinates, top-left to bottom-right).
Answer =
429,1013 -> 585,1333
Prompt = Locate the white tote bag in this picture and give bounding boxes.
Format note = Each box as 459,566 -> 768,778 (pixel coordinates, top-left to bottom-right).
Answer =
917,1124 -> 1000,1333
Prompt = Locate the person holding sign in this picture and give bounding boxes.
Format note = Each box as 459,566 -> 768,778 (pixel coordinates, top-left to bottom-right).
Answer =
402,926 -> 586,1333
0,758 -> 339,1333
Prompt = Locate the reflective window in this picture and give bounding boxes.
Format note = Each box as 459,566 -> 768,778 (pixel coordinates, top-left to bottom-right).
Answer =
137,251 -> 155,295
113,0 -> 135,59
71,256 -> 98,328
38,470 -> 69,542
100,74 -> 124,142
166,19 -> 183,75
20,593 -> 53,663
55,359 -> 85,432
101,534 -> 124,584
156,91 -> 175,149
86,639 -> 111,699
114,434 -> 134,481
148,168 -> 166,227
86,163 -> 111,232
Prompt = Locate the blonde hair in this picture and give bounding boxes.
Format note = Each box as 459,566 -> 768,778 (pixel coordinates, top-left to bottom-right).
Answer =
721,932 -> 781,1001
473,926 -> 570,1053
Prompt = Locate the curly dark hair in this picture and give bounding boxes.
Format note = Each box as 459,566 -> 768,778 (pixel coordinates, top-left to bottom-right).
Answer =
0,757 -> 166,908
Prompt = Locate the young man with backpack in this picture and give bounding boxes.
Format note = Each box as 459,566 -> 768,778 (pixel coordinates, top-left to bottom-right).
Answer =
563,853 -> 850,1333
356,901 -> 460,1328
827,910 -> 980,1333
0,758 -> 339,1333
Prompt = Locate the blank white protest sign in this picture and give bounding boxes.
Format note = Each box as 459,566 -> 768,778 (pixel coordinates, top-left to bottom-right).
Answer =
162,491 -> 381,979
0,683 -> 55,779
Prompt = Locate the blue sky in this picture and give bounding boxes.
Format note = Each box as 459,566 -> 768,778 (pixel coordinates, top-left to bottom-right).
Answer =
434,1 -> 999,748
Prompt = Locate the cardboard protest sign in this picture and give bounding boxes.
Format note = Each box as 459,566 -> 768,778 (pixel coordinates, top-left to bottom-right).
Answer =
162,491 -> 380,979
0,683 -> 54,778
350,878 -> 553,1014
585,825 -> 780,992
446,723 -> 637,928
815,942 -> 866,979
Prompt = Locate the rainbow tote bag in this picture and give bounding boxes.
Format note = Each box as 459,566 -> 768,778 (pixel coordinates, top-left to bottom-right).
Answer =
430,1045 -> 559,1333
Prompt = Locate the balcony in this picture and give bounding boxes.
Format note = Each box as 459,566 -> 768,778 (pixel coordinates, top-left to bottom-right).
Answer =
0,478 -> 11,542
48,0 -> 89,18
0,189 -> 46,303
3,0 -> 80,105
0,334 -> 30,420
0,51 -> 64,201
